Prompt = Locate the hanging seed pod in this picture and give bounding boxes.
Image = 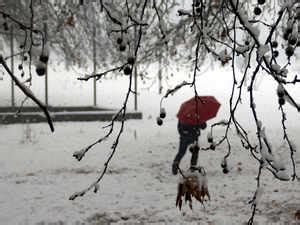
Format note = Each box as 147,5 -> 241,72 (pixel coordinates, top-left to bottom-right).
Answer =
254,6 -> 261,15
277,85 -> 285,98
123,66 -> 132,75
160,107 -> 166,119
271,41 -> 278,48
156,117 -> 163,126
35,62 -> 46,76
39,54 -> 49,63
285,45 -> 294,57
127,56 -> 135,65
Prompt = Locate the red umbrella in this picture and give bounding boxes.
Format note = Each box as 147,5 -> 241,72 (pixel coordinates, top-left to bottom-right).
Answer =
177,96 -> 221,125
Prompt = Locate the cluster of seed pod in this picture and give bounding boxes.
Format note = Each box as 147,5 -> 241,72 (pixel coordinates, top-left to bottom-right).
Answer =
156,108 -> 166,126
277,84 -> 285,106
116,37 -> 135,76
282,6 -> 300,58
35,50 -> 49,76
19,42 -> 49,77
254,1 -> 300,59
193,0 -> 202,14
2,12 -> 49,78
221,158 -> 229,174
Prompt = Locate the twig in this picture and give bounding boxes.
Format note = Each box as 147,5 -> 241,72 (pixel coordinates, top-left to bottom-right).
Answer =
0,55 -> 54,132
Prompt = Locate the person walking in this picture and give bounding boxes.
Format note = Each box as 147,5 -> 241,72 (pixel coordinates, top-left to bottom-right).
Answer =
172,96 -> 221,175
172,122 -> 206,175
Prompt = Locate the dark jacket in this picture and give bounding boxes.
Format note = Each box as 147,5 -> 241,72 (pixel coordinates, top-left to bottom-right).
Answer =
177,122 -> 201,139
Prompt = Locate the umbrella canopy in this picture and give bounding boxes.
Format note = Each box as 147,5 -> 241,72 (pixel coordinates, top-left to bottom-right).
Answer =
177,96 -> 221,125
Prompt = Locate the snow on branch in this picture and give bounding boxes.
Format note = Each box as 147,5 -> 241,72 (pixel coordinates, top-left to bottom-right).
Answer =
164,81 -> 191,98
69,0 -> 149,201
0,55 -> 54,132
78,65 -> 126,81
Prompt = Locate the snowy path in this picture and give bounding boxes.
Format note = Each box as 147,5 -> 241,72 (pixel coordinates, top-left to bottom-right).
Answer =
0,119 -> 299,225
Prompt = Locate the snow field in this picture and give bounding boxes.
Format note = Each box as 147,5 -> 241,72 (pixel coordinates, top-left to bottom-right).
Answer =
0,119 -> 299,225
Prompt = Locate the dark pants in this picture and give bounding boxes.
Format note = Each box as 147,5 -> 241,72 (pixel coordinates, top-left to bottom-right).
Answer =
173,122 -> 200,166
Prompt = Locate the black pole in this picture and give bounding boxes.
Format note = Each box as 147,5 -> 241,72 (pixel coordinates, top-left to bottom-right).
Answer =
44,23 -> 48,106
134,26 -> 138,110
134,65 -> 138,110
10,26 -> 15,107
93,23 -> 97,106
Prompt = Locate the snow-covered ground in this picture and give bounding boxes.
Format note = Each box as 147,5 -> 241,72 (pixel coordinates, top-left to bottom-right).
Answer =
0,118 -> 299,225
